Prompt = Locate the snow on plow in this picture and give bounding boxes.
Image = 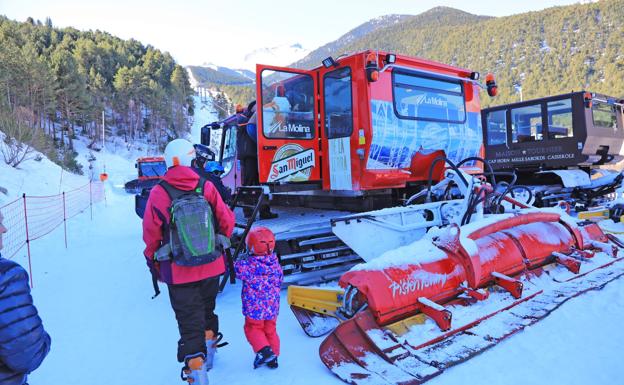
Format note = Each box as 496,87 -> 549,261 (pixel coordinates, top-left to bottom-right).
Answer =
288,211 -> 624,385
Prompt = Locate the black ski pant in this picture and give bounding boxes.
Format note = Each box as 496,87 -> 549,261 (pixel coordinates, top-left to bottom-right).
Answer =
167,276 -> 220,362
241,156 -> 259,186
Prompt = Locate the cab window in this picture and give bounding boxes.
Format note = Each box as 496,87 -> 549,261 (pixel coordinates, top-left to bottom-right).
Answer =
511,104 -> 543,143
221,125 -> 237,175
139,161 -> 167,177
592,101 -> 618,130
547,99 -> 573,139
393,71 -> 466,123
486,109 -> 507,145
260,70 -> 315,139
323,67 -> 353,139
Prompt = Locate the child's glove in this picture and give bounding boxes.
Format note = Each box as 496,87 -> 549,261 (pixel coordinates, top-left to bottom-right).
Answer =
217,234 -> 231,249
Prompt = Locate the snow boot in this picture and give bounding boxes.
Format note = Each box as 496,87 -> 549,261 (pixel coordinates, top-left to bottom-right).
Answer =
267,357 -> 278,369
205,331 -> 228,371
204,331 -> 225,370
253,346 -> 277,369
181,353 -> 209,385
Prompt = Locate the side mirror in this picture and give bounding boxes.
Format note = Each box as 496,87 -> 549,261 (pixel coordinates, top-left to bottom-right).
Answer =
201,124 -> 212,146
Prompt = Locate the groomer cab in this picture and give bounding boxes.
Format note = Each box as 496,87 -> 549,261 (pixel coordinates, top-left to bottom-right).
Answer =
253,50 -> 494,208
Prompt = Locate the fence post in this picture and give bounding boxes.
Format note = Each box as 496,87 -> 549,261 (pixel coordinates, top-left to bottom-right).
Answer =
22,194 -> 33,288
62,192 -> 67,249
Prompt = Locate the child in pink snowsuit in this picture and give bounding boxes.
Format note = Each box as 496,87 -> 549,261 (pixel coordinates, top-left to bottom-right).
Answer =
234,226 -> 283,369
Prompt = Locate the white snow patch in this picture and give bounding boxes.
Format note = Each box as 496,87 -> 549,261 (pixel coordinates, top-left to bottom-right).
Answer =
460,214 -> 516,237
350,236 -> 447,271
540,40 -> 551,52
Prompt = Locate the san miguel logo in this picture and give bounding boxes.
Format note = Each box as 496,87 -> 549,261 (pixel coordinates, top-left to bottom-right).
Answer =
267,144 -> 315,182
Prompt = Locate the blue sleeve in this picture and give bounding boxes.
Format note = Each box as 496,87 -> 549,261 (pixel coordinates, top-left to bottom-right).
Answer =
0,261 -> 51,374
246,124 -> 257,142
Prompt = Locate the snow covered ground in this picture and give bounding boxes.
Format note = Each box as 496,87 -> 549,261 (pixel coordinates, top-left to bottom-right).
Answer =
2,95 -> 624,385
11,176 -> 624,385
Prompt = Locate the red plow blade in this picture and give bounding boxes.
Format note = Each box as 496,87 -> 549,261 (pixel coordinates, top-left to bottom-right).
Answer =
320,256 -> 624,385
317,213 -> 624,384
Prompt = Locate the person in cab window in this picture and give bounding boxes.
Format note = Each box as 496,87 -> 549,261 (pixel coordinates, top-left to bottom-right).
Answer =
264,85 -> 291,127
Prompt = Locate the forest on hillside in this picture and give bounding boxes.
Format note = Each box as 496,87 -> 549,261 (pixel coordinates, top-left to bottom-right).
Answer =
314,0 -> 624,106
0,16 -> 194,172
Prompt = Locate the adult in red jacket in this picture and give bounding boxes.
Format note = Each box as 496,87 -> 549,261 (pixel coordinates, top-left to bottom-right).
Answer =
143,139 -> 234,384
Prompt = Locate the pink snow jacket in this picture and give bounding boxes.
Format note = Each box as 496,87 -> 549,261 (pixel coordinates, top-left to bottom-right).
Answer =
234,252 -> 283,320
142,166 -> 235,285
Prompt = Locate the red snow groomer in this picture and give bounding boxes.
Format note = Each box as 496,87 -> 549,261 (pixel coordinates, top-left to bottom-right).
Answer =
124,156 -> 167,194
202,51 -> 499,285
251,51 -> 492,207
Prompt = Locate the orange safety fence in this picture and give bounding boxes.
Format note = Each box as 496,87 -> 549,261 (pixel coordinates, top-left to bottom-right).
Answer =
0,181 -> 106,286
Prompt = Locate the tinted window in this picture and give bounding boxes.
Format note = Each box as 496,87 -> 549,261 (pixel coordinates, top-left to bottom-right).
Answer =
592,101 -> 618,130
261,70 -> 315,139
222,125 -> 237,175
324,67 -> 353,139
486,110 -> 507,145
547,99 -> 573,139
393,71 -> 466,123
511,104 -> 543,143
139,161 -> 167,177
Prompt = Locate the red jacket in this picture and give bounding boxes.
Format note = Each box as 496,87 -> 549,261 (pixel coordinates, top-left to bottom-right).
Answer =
142,166 -> 235,285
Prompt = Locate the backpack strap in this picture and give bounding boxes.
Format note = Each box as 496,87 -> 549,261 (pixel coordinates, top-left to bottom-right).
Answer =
159,177 -> 207,202
196,176 -> 206,195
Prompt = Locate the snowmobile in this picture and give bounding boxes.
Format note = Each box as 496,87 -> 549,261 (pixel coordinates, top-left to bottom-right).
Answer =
482,91 -> 624,210
286,169 -> 624,384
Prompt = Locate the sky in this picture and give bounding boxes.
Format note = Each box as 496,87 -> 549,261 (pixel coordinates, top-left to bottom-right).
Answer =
0,0 -> 586,68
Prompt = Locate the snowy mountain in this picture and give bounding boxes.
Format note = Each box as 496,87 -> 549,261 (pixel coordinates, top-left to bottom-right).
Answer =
239,43 -> 310,72
186,43 -> 309,88
187,64 -> 254,87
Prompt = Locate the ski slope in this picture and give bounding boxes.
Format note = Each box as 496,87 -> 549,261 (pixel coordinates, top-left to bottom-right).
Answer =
1,96 -> 623,385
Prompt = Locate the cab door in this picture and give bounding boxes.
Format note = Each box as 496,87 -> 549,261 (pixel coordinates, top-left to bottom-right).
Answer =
256,65 -> 320,184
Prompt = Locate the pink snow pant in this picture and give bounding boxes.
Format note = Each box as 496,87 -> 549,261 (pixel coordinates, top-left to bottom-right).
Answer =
244,317 -> 280,355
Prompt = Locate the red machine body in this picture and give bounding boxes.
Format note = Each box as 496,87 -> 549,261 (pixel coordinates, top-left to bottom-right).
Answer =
337,212 -> 602,326
316,212 -> 622,385
254,51 -> 484,193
